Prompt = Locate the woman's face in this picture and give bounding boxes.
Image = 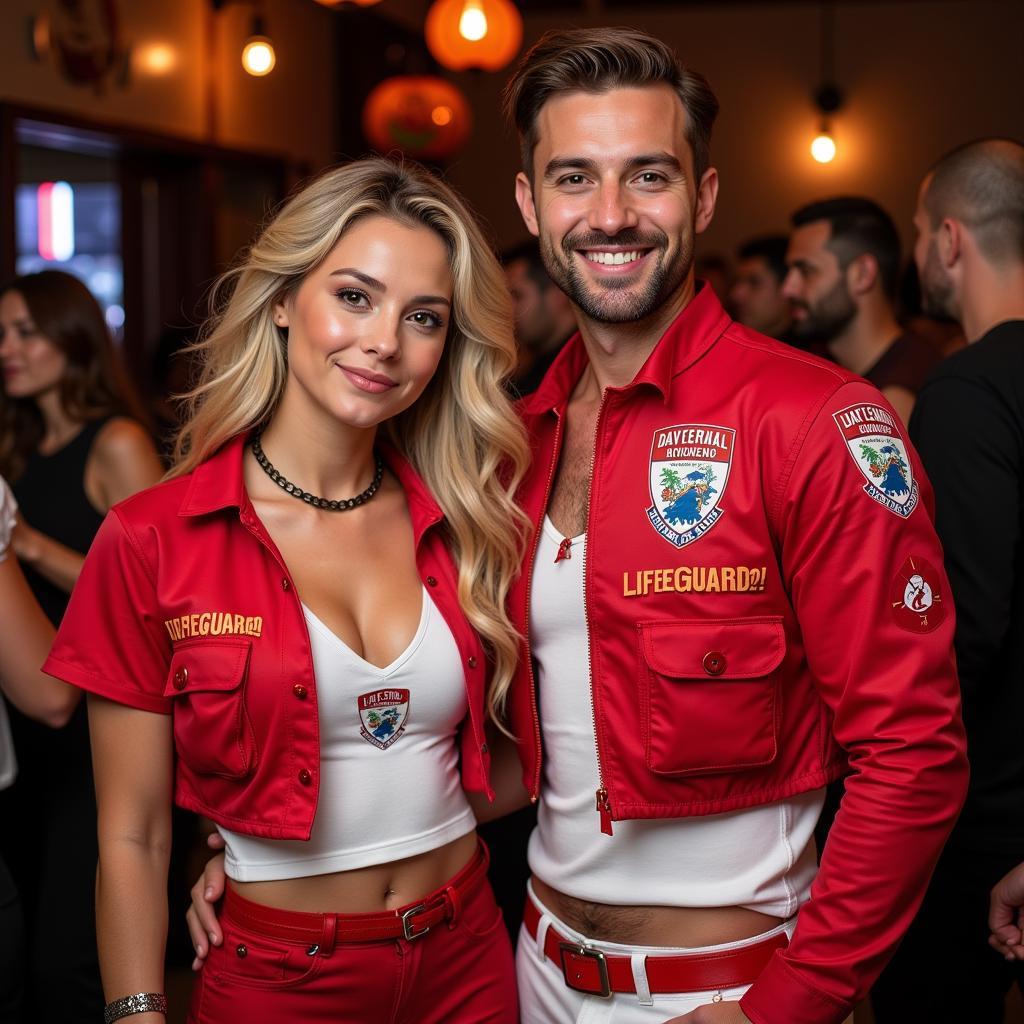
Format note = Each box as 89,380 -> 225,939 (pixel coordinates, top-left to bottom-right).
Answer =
0,290 -> 68,401
274,215 -> 454,432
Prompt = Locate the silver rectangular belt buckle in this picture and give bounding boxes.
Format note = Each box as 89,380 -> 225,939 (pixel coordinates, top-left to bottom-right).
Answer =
400,903 -> 430,940
558,941 -> 612,998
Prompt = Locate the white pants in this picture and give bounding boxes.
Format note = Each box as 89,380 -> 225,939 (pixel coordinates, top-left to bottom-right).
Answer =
516,882 -> 797,1024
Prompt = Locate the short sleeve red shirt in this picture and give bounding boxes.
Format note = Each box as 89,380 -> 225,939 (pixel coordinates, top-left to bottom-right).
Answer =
43,434 -> 493,839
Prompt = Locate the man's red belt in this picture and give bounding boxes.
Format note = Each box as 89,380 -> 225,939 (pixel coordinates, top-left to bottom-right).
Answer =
223,839 -> 489,945
524,895 -> 788,997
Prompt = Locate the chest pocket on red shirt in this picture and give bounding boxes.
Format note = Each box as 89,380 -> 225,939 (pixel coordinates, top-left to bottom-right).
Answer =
163,638 -> 258,780
638,617 -> 785,776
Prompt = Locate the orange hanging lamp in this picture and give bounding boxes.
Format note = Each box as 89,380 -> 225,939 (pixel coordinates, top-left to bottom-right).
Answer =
425,0 -> 523,73
362,76 -> 472,161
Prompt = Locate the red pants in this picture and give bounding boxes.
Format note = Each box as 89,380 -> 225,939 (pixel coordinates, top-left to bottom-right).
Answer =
188,844 -> 517,1024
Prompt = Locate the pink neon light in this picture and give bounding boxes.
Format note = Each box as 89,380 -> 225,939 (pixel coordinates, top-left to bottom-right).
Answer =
37,182 -> 54,261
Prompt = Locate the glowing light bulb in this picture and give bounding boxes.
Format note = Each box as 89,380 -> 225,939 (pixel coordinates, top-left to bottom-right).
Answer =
242,37 -> 275,76
137,43 -> 176,75
811,132 -> 837,164
458,1 -> 488,42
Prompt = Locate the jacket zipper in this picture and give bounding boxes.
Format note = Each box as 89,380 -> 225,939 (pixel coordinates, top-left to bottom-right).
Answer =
584,391 -> 613,835
523,411 -> 564,803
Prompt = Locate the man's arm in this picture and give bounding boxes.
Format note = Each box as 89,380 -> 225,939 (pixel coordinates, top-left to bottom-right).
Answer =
739,381 -> 968,1024
910,375 -> 1021,694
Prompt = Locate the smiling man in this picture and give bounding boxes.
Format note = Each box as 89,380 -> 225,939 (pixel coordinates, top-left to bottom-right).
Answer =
501,28 -> 967,1024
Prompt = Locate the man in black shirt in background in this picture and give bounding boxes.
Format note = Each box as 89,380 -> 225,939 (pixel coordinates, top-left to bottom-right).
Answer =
873,138 -> 1024,1022
782,197 -> 938,426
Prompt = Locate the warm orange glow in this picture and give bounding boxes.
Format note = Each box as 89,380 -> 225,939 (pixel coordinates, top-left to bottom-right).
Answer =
30,14 -> 51,59
312,0 -> 383,5
242,36 -> 275,76
136,43 -> 176,75
363,77 -> 471,161
425,0 -> 523,72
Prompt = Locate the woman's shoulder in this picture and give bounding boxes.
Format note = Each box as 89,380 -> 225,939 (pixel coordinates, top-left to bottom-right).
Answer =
89,416 -> 158,463
86,416 -> 165,508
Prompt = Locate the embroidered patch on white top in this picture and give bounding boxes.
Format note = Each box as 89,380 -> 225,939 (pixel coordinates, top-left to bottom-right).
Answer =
833,403 -> 919,518
358,688 -> 410,750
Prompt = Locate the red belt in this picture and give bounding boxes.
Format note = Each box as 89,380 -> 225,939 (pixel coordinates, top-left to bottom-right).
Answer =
524,894 -> 788,998
223,839 -> 489,947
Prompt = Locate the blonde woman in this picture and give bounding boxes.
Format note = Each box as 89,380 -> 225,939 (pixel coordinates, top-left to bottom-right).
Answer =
44,158 -> 530,1024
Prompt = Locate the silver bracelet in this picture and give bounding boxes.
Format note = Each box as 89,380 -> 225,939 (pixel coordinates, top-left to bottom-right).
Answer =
103,993 -> 168,1023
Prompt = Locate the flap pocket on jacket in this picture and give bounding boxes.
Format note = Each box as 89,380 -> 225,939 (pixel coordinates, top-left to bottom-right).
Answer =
638,618 -> 784,777
164,639 -> 257,779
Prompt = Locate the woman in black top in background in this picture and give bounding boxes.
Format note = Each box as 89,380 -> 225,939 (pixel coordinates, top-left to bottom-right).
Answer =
0,270 -> 163,1023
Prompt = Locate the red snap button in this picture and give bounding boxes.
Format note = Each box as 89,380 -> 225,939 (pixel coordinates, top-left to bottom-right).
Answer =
703,651 -> 726,676
426,576 -> 438,587
467,656 -> 477,669
292,684 -> 308,700
298,768 -> 312,786
173,667 -> 188,690
282,578 -> 291,591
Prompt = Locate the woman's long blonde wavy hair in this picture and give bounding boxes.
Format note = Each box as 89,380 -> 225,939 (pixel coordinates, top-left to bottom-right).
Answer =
170,157 -> 530,726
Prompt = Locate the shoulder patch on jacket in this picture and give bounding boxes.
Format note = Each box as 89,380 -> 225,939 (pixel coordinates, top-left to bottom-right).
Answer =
890,556 -> 946,632
833,403 -> 919,518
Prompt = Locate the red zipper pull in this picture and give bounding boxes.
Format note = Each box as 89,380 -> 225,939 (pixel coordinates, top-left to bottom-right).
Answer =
554,537 -> 573,563
595,787 -> 614,835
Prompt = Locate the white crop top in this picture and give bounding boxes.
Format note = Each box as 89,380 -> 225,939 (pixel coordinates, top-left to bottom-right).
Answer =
527,517 -> 824,917
218,588 -> 476,881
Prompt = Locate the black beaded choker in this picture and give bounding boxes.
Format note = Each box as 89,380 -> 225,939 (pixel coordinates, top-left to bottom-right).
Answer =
251,434 -> 384,511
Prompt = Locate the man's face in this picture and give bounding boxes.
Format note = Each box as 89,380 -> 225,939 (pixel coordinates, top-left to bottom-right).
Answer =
514,85 -> 717,325
782,220 -> 856,343
913,179 -> 957,320
729,256 -> 790,335
505,259 -> 552,352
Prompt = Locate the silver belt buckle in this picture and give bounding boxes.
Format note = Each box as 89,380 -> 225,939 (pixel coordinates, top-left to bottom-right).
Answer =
400,903 -> 431,940
558,941 -> 612,998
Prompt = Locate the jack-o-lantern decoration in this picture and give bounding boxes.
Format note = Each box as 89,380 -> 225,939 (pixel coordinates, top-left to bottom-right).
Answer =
362,76 -> 471,162
425,0 -> 523,73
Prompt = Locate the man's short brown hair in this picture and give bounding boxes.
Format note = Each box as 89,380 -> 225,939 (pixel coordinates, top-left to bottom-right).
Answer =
502,27 -> 719,184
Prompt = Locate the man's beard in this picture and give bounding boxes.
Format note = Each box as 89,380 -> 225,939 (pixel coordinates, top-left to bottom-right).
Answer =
790,276 -> 857,344
919,241 -> 958,321
539,226 -> 691,324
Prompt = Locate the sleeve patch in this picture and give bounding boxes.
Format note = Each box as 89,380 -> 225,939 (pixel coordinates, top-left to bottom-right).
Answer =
833,403 -> 920,518
890,556 -> 947,633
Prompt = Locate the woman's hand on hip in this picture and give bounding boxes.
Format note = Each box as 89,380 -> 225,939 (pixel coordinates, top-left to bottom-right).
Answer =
186,832 -> 227,970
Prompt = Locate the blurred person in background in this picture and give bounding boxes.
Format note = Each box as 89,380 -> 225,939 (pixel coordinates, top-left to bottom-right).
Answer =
0,269 -> 163,1023
783,197 -> 938,425
503,240 -> 576,397
728,235 -> 795,342
694,252 -> 733,308
874,138 -> 1024,1023
897,262 -> 965,358
0,473 -> 76,1023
